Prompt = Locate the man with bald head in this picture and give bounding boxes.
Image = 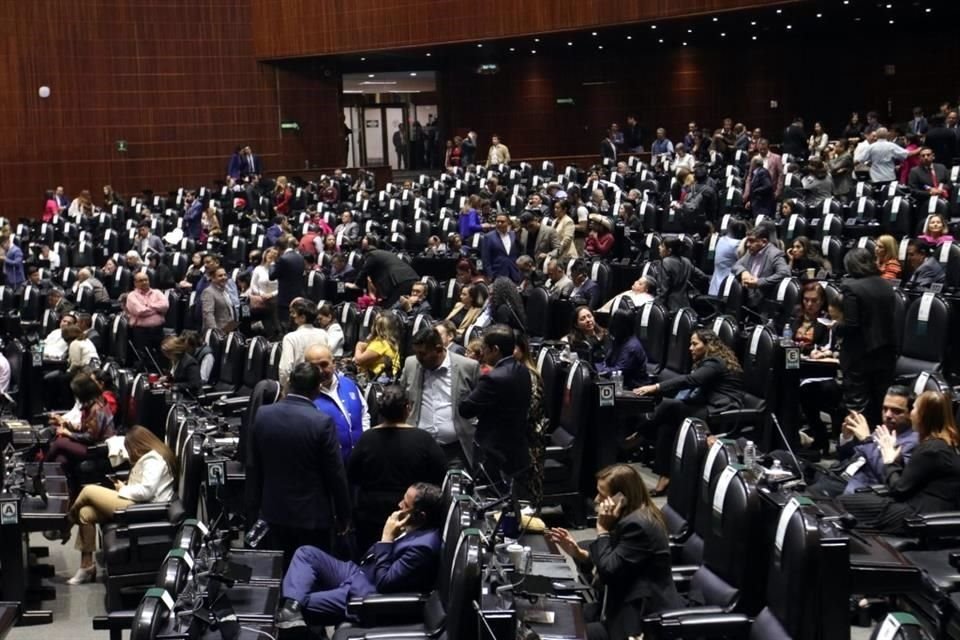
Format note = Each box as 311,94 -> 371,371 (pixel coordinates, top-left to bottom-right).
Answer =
853,126 -> 912,187
305,344 -> 369,463
76,267 -> 109,304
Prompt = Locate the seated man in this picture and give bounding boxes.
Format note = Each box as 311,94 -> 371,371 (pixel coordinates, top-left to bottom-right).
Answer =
599,276 -> 655,313
391,281 -> 432,317
807,385 -> 918,497
731,224 -> 790,310
904,239 -> 946,288
275,482 -> 443,629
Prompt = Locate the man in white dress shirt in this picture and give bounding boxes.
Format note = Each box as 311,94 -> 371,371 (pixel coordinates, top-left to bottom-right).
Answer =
278,299 -> 328,386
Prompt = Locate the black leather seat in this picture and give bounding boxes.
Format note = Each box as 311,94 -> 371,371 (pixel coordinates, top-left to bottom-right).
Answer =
657,308 -> 696,382
636,301 -> 670,376
524,286 -> 550,340
662,418 -> 710,544
896,293 -> 950,377
708,324 -> 776,440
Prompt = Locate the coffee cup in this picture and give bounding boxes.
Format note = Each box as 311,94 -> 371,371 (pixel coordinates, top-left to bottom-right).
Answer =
806,268 -> 816,280
506,543 -> 524,568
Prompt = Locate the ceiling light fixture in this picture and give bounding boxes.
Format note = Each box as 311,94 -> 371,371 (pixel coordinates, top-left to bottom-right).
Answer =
367,74 -> 375,78
816,13 -> 822,18
534,38 -> 540,42
751,20 -> 757,26
591,31 -> 598,36
530,49 -> 536,54
687,28 -> 693,33
598,45 -> 604,50
409,72 -> 417,77
650,25 -> 657,30
509,47 -> 515,52
477,43 -> 483,48
626,35 -> 632,40
658,38 -> 664,43
567,41 -> 573,46
713,17 -> 719,22
720,32 -> 726,37
786,24 -> 792,29
682,42 -> 688,46
752,35 -> 757,40
776,9 -> 782,14
425,52 -> 432,57
360,57 -> 366,61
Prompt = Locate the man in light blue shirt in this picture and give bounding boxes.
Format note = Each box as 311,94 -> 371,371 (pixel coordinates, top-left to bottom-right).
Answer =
853,127 -> 911,185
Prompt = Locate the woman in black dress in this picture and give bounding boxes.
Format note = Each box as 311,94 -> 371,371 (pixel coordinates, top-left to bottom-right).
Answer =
346,384 -> 447,555
839,391 -> 960,534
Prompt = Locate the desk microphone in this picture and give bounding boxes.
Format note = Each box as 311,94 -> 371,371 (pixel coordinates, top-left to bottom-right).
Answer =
769,414 -> 805,488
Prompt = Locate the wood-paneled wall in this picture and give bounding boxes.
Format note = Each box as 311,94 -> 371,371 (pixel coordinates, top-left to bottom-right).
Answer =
0,1 -> 342,219
251,0 -> 805,59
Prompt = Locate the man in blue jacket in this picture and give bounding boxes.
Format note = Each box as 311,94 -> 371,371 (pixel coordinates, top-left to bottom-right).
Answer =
1,235 -> 24,290
306,344 -> 369,463
276,483 -> 444,628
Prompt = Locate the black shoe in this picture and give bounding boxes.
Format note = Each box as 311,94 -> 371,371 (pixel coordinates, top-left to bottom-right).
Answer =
276,598 -> 306,629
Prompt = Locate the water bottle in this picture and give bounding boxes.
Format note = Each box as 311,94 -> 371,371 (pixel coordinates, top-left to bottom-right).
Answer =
612,370 -> 623,394
781,323 -> 794,347
742,440 -> 758,473
245,518 -> 270,548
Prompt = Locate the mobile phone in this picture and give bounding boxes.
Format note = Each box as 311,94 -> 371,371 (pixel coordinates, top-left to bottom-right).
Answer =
611,492 -> 627,511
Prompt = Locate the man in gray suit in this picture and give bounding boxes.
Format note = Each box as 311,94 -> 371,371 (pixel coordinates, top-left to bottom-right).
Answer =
201,267 -> 237,333
399,326 -> 479,469
518,212 -> 560,260
136,223 -> 166,258
731,224 -> 790,310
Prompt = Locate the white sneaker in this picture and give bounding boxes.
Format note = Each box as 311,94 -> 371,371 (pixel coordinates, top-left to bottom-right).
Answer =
67,565 -> 96,585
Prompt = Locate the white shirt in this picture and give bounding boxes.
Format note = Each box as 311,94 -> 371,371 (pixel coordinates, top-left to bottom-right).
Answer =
43,252 -> 61,270
119,450 -> 175,503
0,353 -> 9,393
43,329 -> 69,359
498,231 -> 512,256
599,291 -> 654,313
318,373 -> 370,431
250,264 -> 278,297
68,338 -> 99,369
279,324 -> 329,385
672,153 -> 695,175
417,351 -> 456,445
325,322 -> 345,357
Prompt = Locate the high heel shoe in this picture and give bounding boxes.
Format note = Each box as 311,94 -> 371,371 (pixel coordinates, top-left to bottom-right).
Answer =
67,565 -> 96,585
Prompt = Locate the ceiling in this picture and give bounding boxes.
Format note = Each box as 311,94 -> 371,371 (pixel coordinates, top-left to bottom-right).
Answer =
342,71 -> 437,94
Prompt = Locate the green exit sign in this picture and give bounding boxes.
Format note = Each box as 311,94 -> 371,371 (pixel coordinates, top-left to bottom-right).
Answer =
280,121 -> 300,131
116,139 -> 127,152
556,97 -> 574,105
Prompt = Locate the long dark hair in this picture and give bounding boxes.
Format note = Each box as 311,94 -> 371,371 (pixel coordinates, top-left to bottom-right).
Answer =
596,464 -> 666,531
693,328 -> 742,373
490,277 -> 526,331
125,425 -> 177,478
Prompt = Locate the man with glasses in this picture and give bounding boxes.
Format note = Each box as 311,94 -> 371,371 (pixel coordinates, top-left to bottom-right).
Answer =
125,271 -> 170,361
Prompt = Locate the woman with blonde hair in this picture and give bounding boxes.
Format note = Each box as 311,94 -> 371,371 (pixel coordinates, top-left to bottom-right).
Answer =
546,464 -> 681,639
874,234 -> 902,280
62,426 -> 176,584
161,335 -> 202,394
840,391 -> 960,534
354,314 -> 401,378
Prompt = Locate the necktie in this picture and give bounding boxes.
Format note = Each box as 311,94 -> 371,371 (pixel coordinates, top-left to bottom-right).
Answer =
248,155 -> 255,173
931,168 -> 939,189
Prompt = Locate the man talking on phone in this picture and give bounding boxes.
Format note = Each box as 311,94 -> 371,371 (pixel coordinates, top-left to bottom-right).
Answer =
275,483 -> 443,629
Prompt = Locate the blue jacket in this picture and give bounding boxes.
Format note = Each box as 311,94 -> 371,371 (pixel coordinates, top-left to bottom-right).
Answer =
352,528 -> 442,598
184,200 -> 203,240
313,375 -> 365,463
458,209 -> 483,240
597,336 -> 649,389
4,243 -> 24,288
481,229 -> 521,283
840,428 -> 919,494
709,236 -> 741,295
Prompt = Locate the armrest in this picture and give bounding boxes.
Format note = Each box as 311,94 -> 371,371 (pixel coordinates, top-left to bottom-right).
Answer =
213,395 -> 252,417
346,593 -> 430,627
643,611 -> 751,639
655,606 -> 728,621
92,610 -> 136,630
904,512 -> 960,539
709,409 -> 764,425
113,501 -> 175,525
855,484 -> 891,497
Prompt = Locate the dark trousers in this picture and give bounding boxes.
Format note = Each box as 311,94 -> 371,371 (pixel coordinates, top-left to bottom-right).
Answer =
282,545 -> 363,625
842,357 -> 896,433
266,523 -> 331,571
798,378 -> 844,448
47,436 -> 89,500
651,399 -> 706,477
440,441 -> 468,470
43,369 -> 73,410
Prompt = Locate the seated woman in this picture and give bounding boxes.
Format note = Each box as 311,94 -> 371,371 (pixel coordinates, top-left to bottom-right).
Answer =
874,234 -> 902,280
595,309 -> 649,390
354,315 -> 401,379
546,464 -> 682,640
839,391 -> 960,534
62,426 -> 176,584
633,329 -> 744,495
790,282 -> 831,354
347,385 -> 447,554
584,214 -> 615,258
918,213 -> 955,246
445,284 -> 486,339
317,303 -> 345,357
787,235 -> 830,277
160,336 -> 202,396
181,330 -> 214,385
564,306 -> 608,364
47,372 -> 115,498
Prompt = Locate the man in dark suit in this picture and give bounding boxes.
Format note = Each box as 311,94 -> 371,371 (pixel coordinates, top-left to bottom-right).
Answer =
459,324 -> 532,481
600,130 -> 617,163
909,107 -> 929,135
925,115 -> 957,168
54,185 -> 69,212
275,483 -> 444,629
248,362 -> 351,566
460,131 -> 477,167
270,235 -> 305,329
907,147 -> 951,207
731,223 -> 790,309
518,212 -> 560,260
904,239 -> 946,288
239,144 -> 263,180
353,245 -> 420,307
570,261 -> 601,309
837,248 -> 898,430
481,212 -> 521,283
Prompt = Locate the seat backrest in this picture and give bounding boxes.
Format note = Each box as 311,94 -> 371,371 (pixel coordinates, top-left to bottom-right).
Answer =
130,589 -> 174,640
442,531 -> 481,640
882,194 -> 913,236
897,293 -> 950,374
338,303 -> 360,353
218,331 -> 246,387
719,275 -> 744,321
663,418 -> 710,538
440,279 -> 462,318
709,315 -> 739,352
242,336 -> 269,390
110,314 -> 129,366
178,433 -> 204,518
524,287 -> 550,339
536,347 -> 563,431
692,440 -> 738,555
635,301 -> 669,369
936,241 -> 960,288
742,324 -> 776,401
663,308 -> 697,376
240,379 -> 282,466
558,360 -> 592,442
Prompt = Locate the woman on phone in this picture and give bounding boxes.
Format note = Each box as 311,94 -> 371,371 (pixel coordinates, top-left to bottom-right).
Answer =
546,464 -> 681,640
62,426 -> 176,584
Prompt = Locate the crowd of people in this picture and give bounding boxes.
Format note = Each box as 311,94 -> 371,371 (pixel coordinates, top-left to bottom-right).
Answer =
10,96 -> 960,638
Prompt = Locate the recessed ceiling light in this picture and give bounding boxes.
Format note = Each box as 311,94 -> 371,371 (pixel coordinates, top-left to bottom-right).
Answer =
650,25 -> 657,30
888,19 -> 894,24
534,38 -> 540,42
885,3 -> 892,8
687,28 -> 693,33
752,35 -> 757,40
409,72 -> 417,77
786,24 -> 792,29
843,0 -> 849,4
816,13 -> 823,18
626,35 -> 632,40
509,47 -> 515,52
425,52 -> 432,57
855,17 -> 861,21
598,45 -> 604,50
368,74 -> 375,78
658,38 -> 664,43
530,49 -> 536,54
776,9 -> 782,14
720,32 -> 726,37
360,57 -> 366,61
751,20 -> 757,26
477,43 -> 483,48
591,31 -> 598,36
713,17 -> 719,22
682,42 -> 688,46
925,7 -> 932,12
567,41 -> 573,46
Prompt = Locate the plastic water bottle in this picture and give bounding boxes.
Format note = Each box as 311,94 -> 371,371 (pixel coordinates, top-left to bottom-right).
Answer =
742,440 -> 758,473
245,519 -> 270,548
612,371 -> 624,394
781,324 -> 794,347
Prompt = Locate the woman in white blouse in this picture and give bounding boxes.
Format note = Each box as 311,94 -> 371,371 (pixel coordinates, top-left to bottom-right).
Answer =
807,122 -> 829,158
250,247 -> 279,336
317,303 -> 345,356
62,426 -> 176,584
